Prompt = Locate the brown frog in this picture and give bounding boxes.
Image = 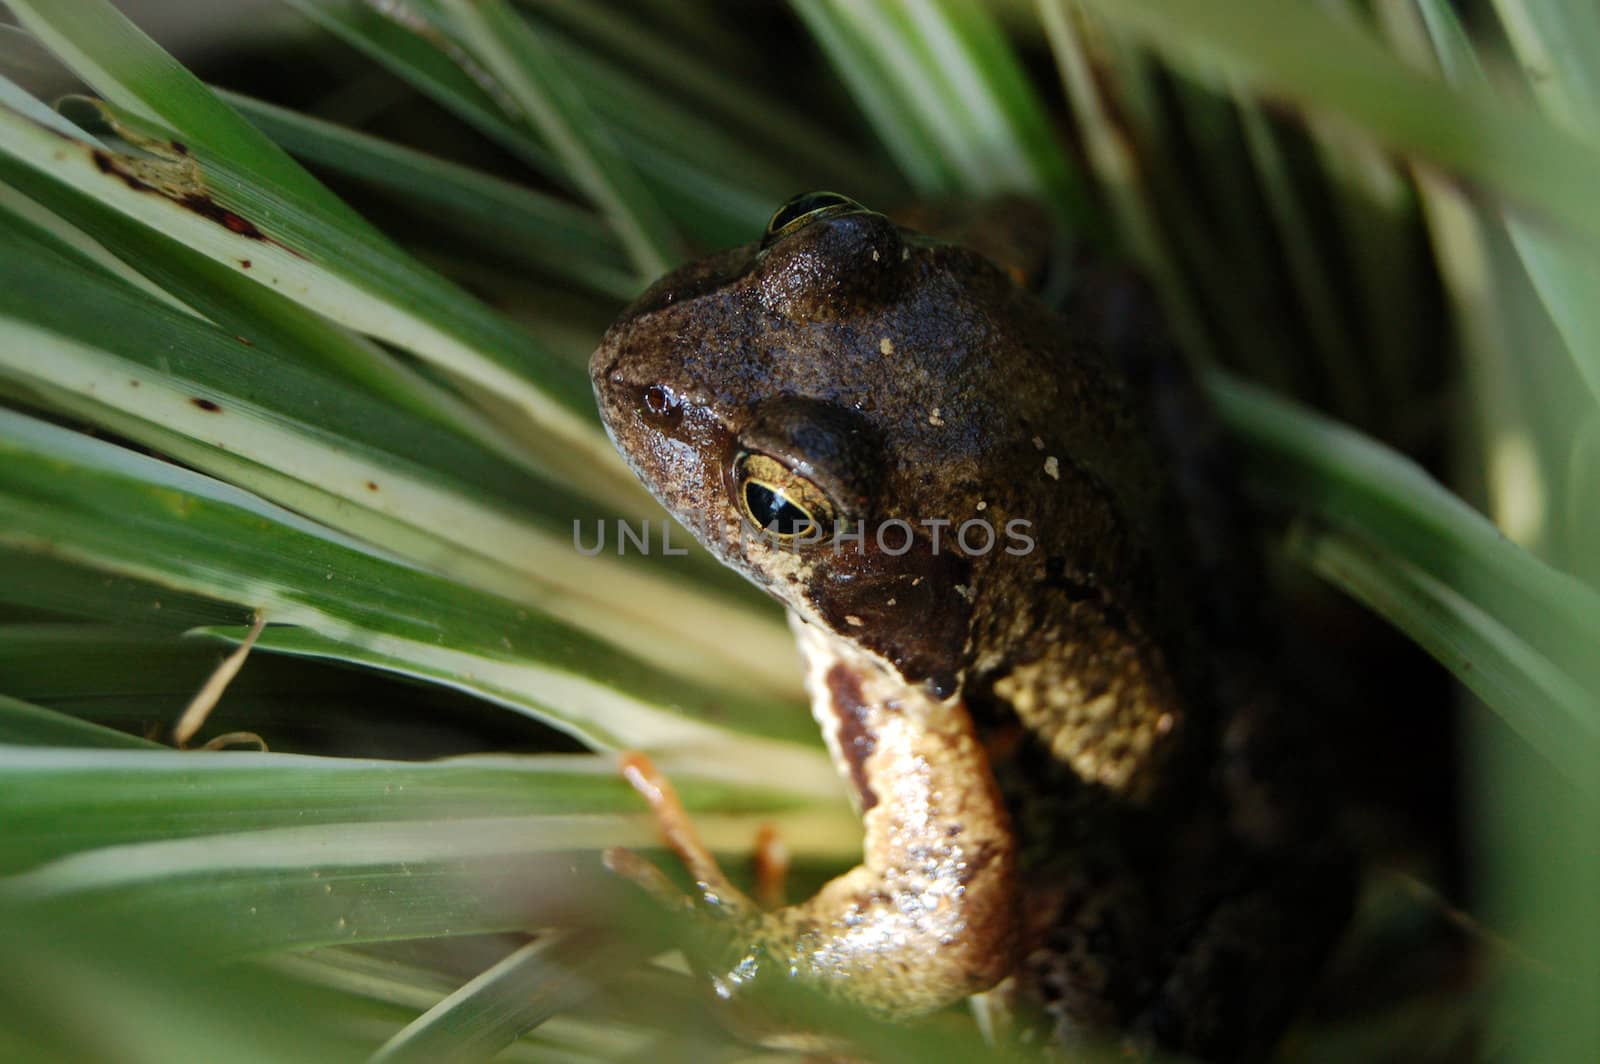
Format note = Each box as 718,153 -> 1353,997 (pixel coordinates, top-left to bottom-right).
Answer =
589,192 -> 1352,1059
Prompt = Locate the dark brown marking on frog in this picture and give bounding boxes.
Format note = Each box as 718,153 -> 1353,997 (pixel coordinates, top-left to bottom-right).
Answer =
826,662 -> 878,812
813,540 -> 973,699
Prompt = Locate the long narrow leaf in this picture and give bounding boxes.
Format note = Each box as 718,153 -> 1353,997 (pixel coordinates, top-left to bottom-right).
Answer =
0,747 -> 843,872
0,125 -> 550,458
523,0 -> 888,197
369,931 -> 634,1063
0,407 -> 838,788
797,0 -> 1082,219
0,81 -> 625,486
6,0 -> 357,221
0,906 -> 364,1063
1409,0 -> 1600,408
437,0 -> 682,277
0,694 -> 162,750
1212,373 -> 1600,746
286,0 -> 776,247
1286,523 -> 1596,784
0,194 -> 803,695
217,89 -> 638,301
1073,0 -> 1600,248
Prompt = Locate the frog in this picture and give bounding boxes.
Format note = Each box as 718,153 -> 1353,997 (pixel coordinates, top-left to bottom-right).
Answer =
588,191 -> 1353,1059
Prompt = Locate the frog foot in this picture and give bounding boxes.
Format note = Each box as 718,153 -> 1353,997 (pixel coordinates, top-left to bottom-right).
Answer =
607,754 -> 860,1052
603,751 -> 762,926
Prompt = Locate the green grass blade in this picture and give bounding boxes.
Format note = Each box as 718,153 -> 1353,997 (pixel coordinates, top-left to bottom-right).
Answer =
1212,372 -> 1600,667
369,931 -> 634,1063
0,694 -> 162,750
1408,0 -> 1600,409
1037,0 -> 1220,372
523,0 -> 888,198
528,24 -> 802,242
0,621 -> 584,758
1072,0 -> 1600,247
5,0 -> 357,222
0,751 -> 855,958
436,0 -> 681,276
1566,413 -> 1600,587
0,126 -> 547,459
0,67 -> 109,147
8,387 -> 781,702
795,0 -> 1081,218
1488,0 -> 1600,139
0,747 -> 841,872
1502,222 -> 1600,409
271,949 -> 657,1062
1235,98 -> 1374,426
286,0 -> 776,247
217,89 -> 638,301
1040,4 -> 1301,388
901,0 -> 1083,215
0,202 -> 799,694
790,0 -> 961,196
0,549 -> 246,632
281,0 -> 564,180
0,84 -> 626,488
1211,372 -> 1600,753
2,818 -> 603,955
0,907 -> 365,1064
0,408 -> 835,784
1286,523 -> 1596,784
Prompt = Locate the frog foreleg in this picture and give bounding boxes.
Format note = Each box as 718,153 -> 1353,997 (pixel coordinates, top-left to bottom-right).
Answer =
613,623 -> 1021,1028
772,615 -> 1020,1016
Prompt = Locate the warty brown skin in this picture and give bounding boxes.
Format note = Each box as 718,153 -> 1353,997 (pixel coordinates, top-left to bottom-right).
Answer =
590,196 -> 1351,1059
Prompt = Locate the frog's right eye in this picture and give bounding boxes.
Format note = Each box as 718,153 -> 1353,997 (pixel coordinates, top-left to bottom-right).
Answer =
763,191 -> 864,246
734,452 -> 836,541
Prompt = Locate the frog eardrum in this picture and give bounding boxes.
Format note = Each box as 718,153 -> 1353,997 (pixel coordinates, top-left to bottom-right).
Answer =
734,452 -> 836,540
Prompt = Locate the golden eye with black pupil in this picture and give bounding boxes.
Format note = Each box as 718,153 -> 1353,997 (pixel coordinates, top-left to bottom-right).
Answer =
735,452 -> 836,541
762,191 -> 863,246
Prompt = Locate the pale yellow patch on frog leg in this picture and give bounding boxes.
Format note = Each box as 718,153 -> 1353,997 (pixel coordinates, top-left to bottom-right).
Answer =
990,623 -> 1183,801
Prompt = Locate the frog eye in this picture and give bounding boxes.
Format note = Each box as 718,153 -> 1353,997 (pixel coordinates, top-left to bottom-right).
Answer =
735,452 -> 836,541
763,191 -> 864,246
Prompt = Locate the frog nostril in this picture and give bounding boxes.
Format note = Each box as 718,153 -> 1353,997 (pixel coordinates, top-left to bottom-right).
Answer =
643,384 -> 676,416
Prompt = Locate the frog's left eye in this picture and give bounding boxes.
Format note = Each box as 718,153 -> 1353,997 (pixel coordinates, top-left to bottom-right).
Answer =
763,191 -> 864,246
735,452 -> 836,541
